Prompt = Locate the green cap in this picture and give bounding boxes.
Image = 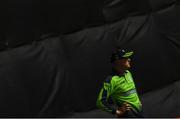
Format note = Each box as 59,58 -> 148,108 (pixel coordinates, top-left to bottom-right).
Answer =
111,49 -> 134,62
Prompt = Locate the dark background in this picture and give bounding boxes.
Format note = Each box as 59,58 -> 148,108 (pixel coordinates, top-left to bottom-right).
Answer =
0,0 -> 180,117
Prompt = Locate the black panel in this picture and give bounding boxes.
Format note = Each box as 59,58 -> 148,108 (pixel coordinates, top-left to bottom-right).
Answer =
0,0 -> 180,118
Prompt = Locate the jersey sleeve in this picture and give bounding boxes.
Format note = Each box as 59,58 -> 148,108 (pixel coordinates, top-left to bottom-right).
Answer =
96,76 -> 116,114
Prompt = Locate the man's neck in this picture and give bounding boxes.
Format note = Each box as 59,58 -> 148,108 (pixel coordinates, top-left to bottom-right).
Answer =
116,69 -> 126,76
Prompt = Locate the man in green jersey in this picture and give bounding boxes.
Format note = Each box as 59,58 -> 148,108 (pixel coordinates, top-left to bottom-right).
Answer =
96,48 -> 143,117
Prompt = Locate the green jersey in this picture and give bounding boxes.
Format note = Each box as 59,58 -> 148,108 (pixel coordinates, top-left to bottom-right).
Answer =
96,70 -> 142,114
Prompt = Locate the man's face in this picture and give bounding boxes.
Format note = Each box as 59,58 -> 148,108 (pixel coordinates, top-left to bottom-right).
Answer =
113,58 -> 131,71
123,58 -> 131,68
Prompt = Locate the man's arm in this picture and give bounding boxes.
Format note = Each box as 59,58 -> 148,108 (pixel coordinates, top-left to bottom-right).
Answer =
96,76 -> 132,116
97,88 -> 131,115
97,88 -> 117,114
96,76 -> 116,114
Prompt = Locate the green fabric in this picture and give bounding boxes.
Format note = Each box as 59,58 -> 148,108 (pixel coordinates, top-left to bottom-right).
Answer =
96,70 -> 141,113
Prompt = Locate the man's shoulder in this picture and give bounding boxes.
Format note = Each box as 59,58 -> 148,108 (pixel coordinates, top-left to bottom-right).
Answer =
104,75 -> 119,83
104,76 -> 112,83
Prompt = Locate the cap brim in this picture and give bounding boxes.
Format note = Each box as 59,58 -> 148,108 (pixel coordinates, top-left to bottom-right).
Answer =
122,51 -> 134,58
